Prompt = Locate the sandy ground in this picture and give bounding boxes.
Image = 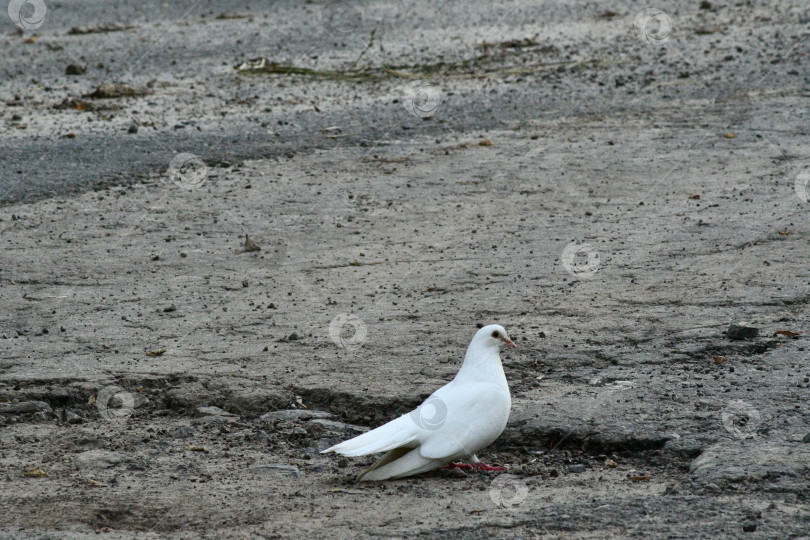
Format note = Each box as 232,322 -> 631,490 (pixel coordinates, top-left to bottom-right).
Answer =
1,0 -> 810,538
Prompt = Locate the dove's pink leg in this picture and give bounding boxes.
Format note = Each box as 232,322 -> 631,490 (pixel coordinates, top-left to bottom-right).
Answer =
472,462 -> 505,471
443,462 -> 474,470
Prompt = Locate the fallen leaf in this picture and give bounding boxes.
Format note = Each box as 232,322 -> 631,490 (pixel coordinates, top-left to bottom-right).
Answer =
689,194 -> 700,200
478,139 -> 494,146
778,230 -> 791,236
25,466 -> 48,477
186,445 -> 209,453
24,35 -> 37,43
605,458 -> 618,468
723,132 -> 734,139
773,330 -> 802,338
713,355 -> 727,364
146,349 -> 165,357
630,473 -> 650,482
88,394 -> 96,405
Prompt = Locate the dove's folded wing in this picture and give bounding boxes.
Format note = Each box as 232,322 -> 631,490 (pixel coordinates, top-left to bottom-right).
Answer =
419,382 -> 510,460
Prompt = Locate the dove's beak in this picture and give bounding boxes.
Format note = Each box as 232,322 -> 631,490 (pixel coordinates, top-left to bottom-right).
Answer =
502,338 -> 516,348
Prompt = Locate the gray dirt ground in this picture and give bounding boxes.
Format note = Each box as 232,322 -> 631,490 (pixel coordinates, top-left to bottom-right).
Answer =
1,0 -> 810,538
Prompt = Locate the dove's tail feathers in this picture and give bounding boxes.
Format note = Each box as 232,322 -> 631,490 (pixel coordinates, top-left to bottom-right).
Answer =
357,447 -> 443,481
322,415 -> 418,457
354,446 -> 411,481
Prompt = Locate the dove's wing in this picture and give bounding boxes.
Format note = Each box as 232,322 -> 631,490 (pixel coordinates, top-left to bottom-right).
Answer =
419,381 -> 511,460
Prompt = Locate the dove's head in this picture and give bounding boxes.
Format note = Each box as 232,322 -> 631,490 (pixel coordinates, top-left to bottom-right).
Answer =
473,324 -> 516,350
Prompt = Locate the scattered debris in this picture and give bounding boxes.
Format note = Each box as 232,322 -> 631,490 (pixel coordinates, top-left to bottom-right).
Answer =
25,466 -> 47,478
146,349 -> 166,357
773,330 -> 801,338
604,458 -> 618,468
249,464 -> 300,477
186,445 -> 209,453
53,98 -> 93,111
68,23 -> 134,35
84,83 -> 151,99
240,235 -> 261,253
630,473 -> 651,482
713,355 -> 727,364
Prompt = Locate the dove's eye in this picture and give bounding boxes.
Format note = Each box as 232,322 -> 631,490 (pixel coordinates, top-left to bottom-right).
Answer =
491,331 -> 500,338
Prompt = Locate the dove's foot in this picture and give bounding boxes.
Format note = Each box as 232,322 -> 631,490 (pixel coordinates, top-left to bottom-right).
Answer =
443,462 -> 475,470
472,462 -> 505,471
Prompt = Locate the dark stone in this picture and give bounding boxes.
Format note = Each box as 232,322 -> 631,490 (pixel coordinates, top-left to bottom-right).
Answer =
0,401 -> 52,415
171,426 -> 195,438
65,409 -> 83,424
249,463 -> 300,477
725,324 -> 759,340
260,409 -> 332,423
195,406 -> 236,418
65,64 -> 86,75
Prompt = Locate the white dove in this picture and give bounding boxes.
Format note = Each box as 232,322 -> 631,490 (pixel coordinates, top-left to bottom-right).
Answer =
322,324 -> 515,481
